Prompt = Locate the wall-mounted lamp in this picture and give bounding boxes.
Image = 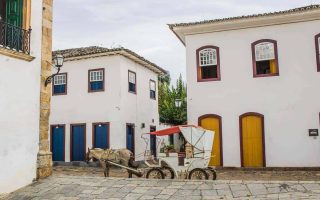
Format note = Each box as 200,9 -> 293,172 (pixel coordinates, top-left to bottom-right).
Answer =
175,98 -> 182,108
141,123 -> 145,129
45,54 -> 64,87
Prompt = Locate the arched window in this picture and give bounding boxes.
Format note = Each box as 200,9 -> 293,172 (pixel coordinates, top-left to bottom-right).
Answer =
196,46 -> 221,82
316,34 -> 320,72
252,39 -> 279,77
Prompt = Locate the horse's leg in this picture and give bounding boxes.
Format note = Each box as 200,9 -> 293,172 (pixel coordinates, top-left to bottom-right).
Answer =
127,169 -> 132,178
106,162 -> 110,177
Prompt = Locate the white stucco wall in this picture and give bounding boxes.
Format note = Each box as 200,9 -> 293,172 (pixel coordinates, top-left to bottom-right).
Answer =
185,20 -> 320,167
0,2 -> 43,193
50,55 -> 160,161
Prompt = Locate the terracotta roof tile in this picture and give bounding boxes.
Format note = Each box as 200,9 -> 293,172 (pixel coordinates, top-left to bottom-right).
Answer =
168,5 -> 320,28
53,46 -> 167,74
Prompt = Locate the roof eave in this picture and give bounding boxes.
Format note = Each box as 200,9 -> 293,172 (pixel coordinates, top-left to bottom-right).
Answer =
63,50 -> 167,75
169,8 -> 320,45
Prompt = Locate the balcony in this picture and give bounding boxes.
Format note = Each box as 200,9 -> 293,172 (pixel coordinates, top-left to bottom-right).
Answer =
0,20 -> 31,55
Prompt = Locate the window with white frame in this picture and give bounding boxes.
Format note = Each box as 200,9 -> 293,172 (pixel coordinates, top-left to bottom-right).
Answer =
89,69 -> 104,92
197,46 -> 220,81
150,80 -> 156,99
128,71 -> 136,93
252,40 -> 279,77
53,73 -> 67,95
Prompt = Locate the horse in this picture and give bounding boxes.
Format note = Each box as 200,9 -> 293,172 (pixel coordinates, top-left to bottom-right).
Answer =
85,148 -> 140,178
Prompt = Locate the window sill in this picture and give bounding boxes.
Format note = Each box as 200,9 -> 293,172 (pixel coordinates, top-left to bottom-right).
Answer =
52,93 -> 67,96
0,47 -> 34,62
88,89 -> 105,93
197,77 -> 221,82
128,91 -> 137,95
253,73 -> 279,78
150,97 -> 156,100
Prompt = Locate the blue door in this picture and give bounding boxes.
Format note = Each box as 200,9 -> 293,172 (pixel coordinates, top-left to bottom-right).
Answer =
126,124 -> 135,154
150,126 -> 157,158
71,125 -> 86,161
51,125 -> 65,161
94,123 -> 109,149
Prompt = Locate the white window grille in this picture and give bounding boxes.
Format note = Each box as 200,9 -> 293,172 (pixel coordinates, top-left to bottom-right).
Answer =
199,48 -> 217,66
54,74 -> 66,85
150,81 -> 156,91
255,42 -> 275,61
90,70 -> 103,82
129,72 -> 136,84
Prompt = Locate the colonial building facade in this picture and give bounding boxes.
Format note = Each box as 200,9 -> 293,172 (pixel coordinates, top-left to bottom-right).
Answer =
50,47 -> 166,162
0,0 -> 53,193
170,5 -> 320,167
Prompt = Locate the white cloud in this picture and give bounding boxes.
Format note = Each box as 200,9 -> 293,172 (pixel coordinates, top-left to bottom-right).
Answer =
53,0 -> 320,82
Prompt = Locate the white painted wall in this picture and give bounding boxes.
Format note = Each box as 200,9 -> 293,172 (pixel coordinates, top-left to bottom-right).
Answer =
50,55 -> 160,161
0,2 -> 43,193
185,20 -> 320,167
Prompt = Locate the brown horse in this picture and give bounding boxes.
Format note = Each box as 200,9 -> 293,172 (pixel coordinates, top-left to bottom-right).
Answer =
85,148 -> 139,178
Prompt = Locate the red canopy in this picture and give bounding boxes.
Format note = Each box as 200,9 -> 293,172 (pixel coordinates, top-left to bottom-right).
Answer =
149,125 -> 198,136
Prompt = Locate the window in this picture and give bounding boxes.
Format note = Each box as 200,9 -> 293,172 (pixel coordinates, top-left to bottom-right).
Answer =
196,46 -> 221,82
252,39 -> 279,77
53,73 -> 67,95
88,69 -> 104,92
128,70 -> 136,93
316,34 -> 320,72
0,0 -> 32,54
150,80 -> 156,99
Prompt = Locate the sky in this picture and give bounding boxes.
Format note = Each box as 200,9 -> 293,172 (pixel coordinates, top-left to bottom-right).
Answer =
53,0 -> 320,83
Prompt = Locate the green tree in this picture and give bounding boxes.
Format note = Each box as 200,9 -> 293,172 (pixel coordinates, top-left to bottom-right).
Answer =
158,74 -> 187,125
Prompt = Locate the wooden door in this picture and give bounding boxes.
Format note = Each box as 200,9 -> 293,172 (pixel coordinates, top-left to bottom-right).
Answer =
199,115 -> 223,166
126,124 -> 135,155
51,125 -> 65,161
6,0 -> 23,27
150,126 -> 157,158
71,124 -> 86,161
93,123 -> 109,149
240,113 -> 265,167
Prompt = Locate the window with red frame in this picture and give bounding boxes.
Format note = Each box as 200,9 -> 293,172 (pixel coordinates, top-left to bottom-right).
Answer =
316,34 -> 320,71
196,46 -> 220,81
252,40 -> 279,77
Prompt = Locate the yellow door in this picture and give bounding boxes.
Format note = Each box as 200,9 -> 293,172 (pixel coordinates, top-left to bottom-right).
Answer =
241,115 -> 264,167
200,116 -> 222,166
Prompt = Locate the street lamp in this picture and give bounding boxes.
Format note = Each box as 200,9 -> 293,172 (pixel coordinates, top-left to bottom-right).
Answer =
175,98 -> 182,108
45,54 -> 64,87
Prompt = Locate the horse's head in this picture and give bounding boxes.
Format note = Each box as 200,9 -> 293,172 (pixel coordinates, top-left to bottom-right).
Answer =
85,148 -> 92,163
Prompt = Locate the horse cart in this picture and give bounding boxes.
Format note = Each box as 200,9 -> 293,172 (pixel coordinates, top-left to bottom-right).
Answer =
143,125 -> 217,180
86,125 -> 216,180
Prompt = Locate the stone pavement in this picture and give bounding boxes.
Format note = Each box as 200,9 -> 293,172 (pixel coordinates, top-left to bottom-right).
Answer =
3,175 -> 320,200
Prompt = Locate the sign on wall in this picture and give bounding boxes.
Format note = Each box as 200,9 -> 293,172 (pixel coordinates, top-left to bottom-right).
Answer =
309,129 -> 319,137
255,42 -> 275,61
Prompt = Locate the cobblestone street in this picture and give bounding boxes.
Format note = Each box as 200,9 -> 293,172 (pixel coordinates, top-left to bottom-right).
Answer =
4,175 -> 320,200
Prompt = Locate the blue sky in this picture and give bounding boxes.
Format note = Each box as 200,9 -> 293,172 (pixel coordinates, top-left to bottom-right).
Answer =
53,0 -> 320,82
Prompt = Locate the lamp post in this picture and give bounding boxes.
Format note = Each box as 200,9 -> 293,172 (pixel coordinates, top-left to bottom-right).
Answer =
45,54 -> 64,87
175,98 -> 182,108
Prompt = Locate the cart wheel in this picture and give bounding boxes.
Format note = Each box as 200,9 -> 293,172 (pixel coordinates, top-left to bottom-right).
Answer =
161,166 -> 175,179
188,168 -> 209,180
146,168 -> 165,179
205,168 -> 217,180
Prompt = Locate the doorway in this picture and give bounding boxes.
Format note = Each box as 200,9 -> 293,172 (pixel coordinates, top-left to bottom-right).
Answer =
240,113 -> 266,167
70,124 -> 86,161
199,114 -> 223,167
126,124 -> 135,155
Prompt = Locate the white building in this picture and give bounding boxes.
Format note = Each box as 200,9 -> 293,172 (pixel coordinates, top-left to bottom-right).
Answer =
0,0 -> 53,194
50,46 -> 167,162
169,5 -> 320,168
